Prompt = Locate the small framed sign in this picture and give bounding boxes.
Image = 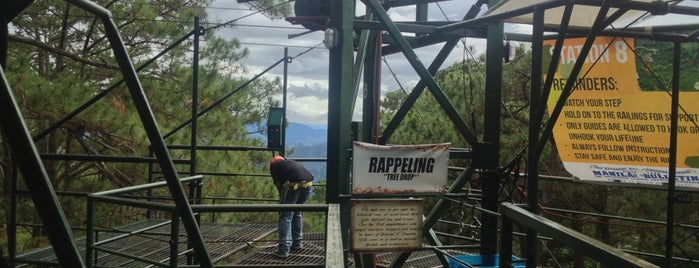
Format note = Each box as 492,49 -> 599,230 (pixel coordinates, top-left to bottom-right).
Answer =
350,199 -> 423,252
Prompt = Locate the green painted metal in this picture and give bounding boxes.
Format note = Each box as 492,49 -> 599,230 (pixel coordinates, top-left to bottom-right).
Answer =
535,2 -> 608,159
170,214 -> 181,268
7,1 -> 699,267
0,70 -> 85,267
365,0 -> 478,147
325,0 -> 354,205
361,28 -> 380,143
415,0 -> 427,26
479,0 -> 504,261
352,10 -> 373,115
34,30 -> 197,142
65,0 -> 213,266
382,1 -> 488,266
664,41 -> 681,268
190,16 -> 200,177
502,203 -> 660,268
326,1 -> 356,266
282,47 -> 289,156
526,6 -> 545,267
528,2 -> 610,266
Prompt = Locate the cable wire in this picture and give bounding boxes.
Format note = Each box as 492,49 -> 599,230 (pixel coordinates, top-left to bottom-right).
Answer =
208,0 -> 291,31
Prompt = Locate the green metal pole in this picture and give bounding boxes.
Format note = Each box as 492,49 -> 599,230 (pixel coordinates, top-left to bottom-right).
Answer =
86,198 -> 95,267
479,1 -> 504,264
326,0 -> 355,266
527,7 -> 544,268
0,65 -> 85,268
364,0 -> 478,147
362,29 -> 379,143
190,16 -> 200,177
65,1 -> 214,265
283,47 -> 289,156
664,40 -> 681,268
188,21 -> 201,264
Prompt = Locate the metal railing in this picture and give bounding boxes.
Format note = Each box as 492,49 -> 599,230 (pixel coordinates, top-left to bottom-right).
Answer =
499,203 -> 659,268
86,175 -> 343,267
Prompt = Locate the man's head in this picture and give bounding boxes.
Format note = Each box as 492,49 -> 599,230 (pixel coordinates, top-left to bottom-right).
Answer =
271,155 -> 285,164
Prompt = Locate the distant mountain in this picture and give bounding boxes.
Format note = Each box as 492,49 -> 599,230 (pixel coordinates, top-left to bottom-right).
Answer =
283,123 -> 327,180
285,122 -> 327,148
246,121 -> 327,157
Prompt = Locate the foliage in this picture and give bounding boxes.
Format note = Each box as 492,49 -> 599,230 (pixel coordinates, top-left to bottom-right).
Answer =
1,0 -> 281,256
380,42 -> 699,267
635,38 -> 699,91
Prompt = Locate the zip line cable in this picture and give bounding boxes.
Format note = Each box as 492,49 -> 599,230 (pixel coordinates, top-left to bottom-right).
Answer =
290,42 -> 323,60
165,41 -> 321,138
208,0 -> 291,31
381,56 -> 443,145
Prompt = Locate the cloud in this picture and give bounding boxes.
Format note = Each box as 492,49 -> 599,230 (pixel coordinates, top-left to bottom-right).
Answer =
207,1 -> 482,125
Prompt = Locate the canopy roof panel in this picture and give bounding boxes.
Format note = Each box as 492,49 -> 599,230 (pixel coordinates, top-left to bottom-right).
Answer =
484,0 -> 699,33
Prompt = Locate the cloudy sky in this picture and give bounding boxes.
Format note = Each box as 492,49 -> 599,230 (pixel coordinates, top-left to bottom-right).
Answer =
205,1 -> 488,126
204,1 -> 699,126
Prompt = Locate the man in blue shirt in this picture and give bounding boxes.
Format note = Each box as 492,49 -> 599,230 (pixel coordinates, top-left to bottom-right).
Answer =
269,156 -> 313,258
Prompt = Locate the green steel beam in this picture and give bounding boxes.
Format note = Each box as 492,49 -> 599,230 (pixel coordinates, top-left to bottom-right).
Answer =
478,0 -> 503,262
1,62 -> 85,268
326,0 -> 355,266
526,6 -> 545,267
361,29 -> 380,143
352,16 -> 370,114
382,0 -> 449,8
367,0 -> 480,147
502,203 -> 659,268
664,40 -> 681,268
534,3 -> 611,160
415,0 -> 427,26
66,0 -> 213,266
190,16 -> 200,177
380,2 -> 487,265
529,3 -> 611,266
391,166 -> 478,267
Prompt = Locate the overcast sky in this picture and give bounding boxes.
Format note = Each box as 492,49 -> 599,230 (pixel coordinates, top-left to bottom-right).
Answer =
205,1 -> 488,126
204,0 -> 699,126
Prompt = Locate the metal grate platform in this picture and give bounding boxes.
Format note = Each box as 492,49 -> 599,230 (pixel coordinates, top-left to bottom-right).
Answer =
375,250 -> 444,268
14,219 -> 277,267
231,232 -> 326,267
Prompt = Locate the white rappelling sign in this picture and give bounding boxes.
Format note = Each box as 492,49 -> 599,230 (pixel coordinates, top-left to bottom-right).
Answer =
352,142 -> 450,194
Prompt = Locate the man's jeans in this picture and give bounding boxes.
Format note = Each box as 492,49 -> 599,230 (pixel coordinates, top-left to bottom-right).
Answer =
278,186 -> 311,254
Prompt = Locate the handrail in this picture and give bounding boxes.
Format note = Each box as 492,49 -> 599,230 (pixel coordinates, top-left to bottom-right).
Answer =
86,175 -> 342,267
325,204 -> 344,268
191,203 -> 328,213
64,0 -> 213,266
90,175 -> 203,196
86,176 -> 202,267
500,203 -> 659,268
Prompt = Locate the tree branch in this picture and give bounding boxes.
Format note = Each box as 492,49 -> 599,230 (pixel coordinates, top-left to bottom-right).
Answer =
9,34 -> 119,70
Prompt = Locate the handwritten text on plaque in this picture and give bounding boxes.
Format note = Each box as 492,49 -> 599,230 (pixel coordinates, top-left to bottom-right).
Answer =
350,199 -> 423,252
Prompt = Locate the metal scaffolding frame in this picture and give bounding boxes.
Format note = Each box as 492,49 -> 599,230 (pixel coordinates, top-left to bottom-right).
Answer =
3,0 -> 699,267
